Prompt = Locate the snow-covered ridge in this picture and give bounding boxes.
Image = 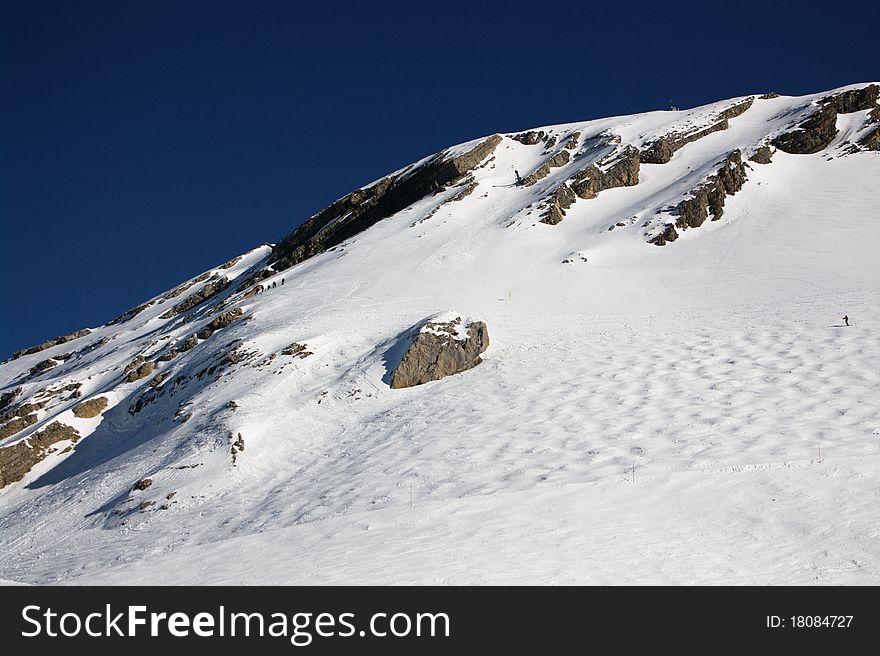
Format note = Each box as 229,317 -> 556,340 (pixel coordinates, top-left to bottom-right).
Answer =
1,83 -> 879,585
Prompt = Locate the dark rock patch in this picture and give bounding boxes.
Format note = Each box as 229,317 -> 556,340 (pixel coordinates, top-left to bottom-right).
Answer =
162,272 -> 211,301
858,126 -> 880,151
267,135 -> 502,275
774,105 -> 838,154
108,302 -> 151,326
641,120 -> 729,164
759,92 -> 779,99
126,361 -> 156,383
72,397 -> 109,419
0,414 -> 38,440
822,84 -> 879,114
749,145 -> 774,164
196,308 -> 243,340
0,422 -> 80,489
132,478 -> 153,491
675,150 -> 747,230
649,223 -> 680,246
390,317 -> 489,389
160,277 -> 230,319
10,328 -> 91,361
27,359 -> 59,379
218,255 -> 242,270
540,184 -> 577,225
511,130 -> 546,145
281,342 -> 313,358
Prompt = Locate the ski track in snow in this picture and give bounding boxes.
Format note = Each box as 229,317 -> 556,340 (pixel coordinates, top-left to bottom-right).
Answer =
1,84 -> 879,585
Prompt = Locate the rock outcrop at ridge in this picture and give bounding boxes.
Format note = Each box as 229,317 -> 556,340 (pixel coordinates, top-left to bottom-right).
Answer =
10,328 -> 92,361
675,150 -> 747,229
267,135 -> 503,275
160,277 -> 230,319
822,84 -> 879,114
640,97 -> 754,164
774,105 -> 838,154
390,316 -> 489,389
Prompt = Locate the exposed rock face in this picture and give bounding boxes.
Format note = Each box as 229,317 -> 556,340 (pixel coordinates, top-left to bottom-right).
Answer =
267,135 -> 503,275
0,422 -> 80,489
675,150 -> 747,230
774,105 -> 838,154
160,277 -> 230,319
522,149 -> 571,186
0,388 -> 23,413
511,130 -> 546,145
563,132 -> 581,149
641,98 -> 753,165
822,85 -> 879,114
649,223 -> 679,246
218,255 -> 242,270
10,328 -> 91,361
27,359 -> 59,379
718,97 -> 755,120
759,92 -> 779,99
72,397 -> 109,419
750,145 -> 774,164
162,272 -> 211,301
569,146 -> 640,199
132,478 -> 153,491
859,126 -> 880,151
108,301 -> 151,326
0,414 -> 38,440
124,356 -> 145,373
540,183 -> 577,225
196,308 -> 243,340
281,342 -> 313,358
539,146 -> 640,225
126,361 -> 156,383
390,317 -> 489,389
641,120 -> 729,164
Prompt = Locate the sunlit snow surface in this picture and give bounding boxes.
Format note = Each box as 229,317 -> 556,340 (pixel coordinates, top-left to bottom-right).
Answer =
1,85 -> 878,584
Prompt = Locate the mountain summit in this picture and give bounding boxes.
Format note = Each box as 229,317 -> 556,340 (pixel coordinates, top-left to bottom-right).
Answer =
2,84 -> 879,584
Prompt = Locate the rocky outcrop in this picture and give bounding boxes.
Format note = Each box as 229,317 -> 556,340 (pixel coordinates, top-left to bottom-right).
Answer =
218,255 -> 242,270
563,132 -> 581,150
749,145 -> 774,164
718,97 -> 755,120
267,135 -> 503,275
859,126 -> 880,151
0,414 -> 38,440
162,272 -> 211,301
196,308 -> 243,340
539,146 -> 640,225
132,478 -> 153,491
281,342 -> 313,358
641,98 -> 753,165
11,328 -> 91,361
641,120 -> 729,164
822,85 -> 879,114
27,359 -> 59,379
540,183 -> 577,225
649,223 -> 679,246
108,301 -> 151,326
511,130 -> 546,145
759,92 -> 779,99
569,146 -> 640,199
675,150 -> 747,230
126,361 -> 156,383
160,277 -> 230,319
390,317 -> 489,389
72,397 -> 109,419
0,388 -> 23,413
0,422 -> 80,489
522,149 -> 571,186
774,105 -> 838,154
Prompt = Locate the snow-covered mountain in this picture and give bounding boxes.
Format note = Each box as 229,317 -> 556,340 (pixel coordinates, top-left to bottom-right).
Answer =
2,84 -> 879,584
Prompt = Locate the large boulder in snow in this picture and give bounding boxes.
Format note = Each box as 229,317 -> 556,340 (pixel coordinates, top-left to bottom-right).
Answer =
390,316 -> 489,389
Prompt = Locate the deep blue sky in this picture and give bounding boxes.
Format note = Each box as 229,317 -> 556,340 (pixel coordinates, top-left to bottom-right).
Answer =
2,0 -> 878,357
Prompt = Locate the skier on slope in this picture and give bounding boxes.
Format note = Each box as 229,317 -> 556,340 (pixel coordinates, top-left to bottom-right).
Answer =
515,170 -> 522,186
843,314 -> 849,326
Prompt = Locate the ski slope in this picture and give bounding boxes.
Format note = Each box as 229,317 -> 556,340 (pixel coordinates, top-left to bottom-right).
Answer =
1,84 -> 878,585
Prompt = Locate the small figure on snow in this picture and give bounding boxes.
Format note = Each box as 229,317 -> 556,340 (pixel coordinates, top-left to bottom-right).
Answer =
272,281 -> 277,289
843,314 -> 849,326
281,278 -> 284,285
514,170 -> 522,186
